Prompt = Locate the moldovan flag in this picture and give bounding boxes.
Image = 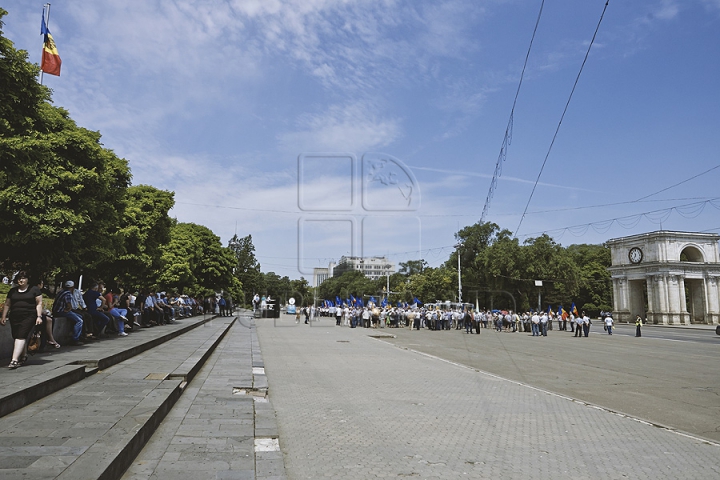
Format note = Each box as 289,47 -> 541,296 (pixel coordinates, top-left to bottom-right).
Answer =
41,16 -> 61,76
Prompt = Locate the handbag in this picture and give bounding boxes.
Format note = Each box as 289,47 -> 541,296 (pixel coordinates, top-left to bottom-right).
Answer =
26,326 -> 42,355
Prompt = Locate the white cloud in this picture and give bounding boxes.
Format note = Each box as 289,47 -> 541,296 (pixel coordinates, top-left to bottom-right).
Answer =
654,0 -> 680,20
700,0 -> 720,10
278,102 -> 402,152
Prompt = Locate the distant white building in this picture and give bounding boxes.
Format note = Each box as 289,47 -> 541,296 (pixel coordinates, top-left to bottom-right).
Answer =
313,267 -> 329,288
333,256 -> 395,280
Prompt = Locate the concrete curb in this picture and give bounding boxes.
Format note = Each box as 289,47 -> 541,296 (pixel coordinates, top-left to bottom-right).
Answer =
0,364 -> 86,419
616,322 -> 717,331
250,320 -> 288,479
56,317 -> 236,480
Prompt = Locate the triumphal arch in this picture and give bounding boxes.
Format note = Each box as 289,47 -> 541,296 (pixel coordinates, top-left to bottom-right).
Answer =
607,231 -> 720,325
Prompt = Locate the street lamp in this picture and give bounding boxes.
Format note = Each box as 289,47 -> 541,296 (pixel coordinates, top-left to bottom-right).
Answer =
455,242 -> 464,304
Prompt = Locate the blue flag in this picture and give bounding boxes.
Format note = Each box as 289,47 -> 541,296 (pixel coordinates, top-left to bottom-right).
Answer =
413,297 -> 422,306
370,296 -> 377,305
381,297 -> 387,307
336,296 -> 342,306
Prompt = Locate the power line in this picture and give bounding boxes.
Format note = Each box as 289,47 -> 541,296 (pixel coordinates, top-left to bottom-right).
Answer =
634,163 -> 720,201
509,197 -> 715,216
517,197 -> 720,239
480,0 -> 546,223
515,0 -> 610,236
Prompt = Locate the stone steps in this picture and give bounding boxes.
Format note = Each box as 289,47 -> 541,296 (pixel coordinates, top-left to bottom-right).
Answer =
0,315 -> 245,479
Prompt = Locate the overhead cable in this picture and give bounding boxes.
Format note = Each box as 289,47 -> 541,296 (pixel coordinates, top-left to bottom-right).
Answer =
516,196 -> 720,240
480,0 -> 546,223
514,0 -> 610,236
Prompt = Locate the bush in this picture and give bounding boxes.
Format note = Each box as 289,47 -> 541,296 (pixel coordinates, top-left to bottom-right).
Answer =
582,302 -> 599,317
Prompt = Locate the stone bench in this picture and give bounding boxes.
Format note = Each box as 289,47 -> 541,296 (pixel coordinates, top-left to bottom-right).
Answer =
51,316 -> 76,345
0,316 -> 77,358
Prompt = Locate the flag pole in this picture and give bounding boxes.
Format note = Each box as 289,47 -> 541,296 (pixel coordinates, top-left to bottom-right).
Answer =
40,3 -> 51,85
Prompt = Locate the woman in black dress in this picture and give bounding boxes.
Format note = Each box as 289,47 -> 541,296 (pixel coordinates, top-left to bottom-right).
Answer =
0,271 -> 44,369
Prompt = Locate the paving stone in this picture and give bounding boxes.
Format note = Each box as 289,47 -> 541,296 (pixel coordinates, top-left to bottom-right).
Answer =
125,312 -> 288,479
0,316 -> 233,479
256,318 -> 720,480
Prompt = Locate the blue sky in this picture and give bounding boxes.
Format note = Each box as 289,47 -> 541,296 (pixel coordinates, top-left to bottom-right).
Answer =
4,0 -> 720,279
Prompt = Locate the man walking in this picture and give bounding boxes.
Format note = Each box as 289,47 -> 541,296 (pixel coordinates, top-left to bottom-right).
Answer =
605,313 -> 614,335
582,312 -> 591,337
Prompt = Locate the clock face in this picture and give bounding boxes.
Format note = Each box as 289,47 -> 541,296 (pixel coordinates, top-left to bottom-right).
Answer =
629,247 -> 643,264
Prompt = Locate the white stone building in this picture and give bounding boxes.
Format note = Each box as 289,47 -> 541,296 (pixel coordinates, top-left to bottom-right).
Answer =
607,231 -> 720,325
332,256 -> 395,280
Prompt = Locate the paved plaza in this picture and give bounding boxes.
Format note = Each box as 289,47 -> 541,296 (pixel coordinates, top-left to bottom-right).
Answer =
256,317 -> 719,479
1,311 -> 718,479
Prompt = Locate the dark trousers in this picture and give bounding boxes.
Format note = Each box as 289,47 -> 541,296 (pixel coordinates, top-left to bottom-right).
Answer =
583,323 -> 590,337
89,311 -> 110,333
575,325 -> 582,337
73,309 -> 93,336
636,325 -> 642,337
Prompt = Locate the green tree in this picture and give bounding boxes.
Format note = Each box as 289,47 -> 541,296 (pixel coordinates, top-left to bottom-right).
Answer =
262,272 -> 291,304
567,243 -> 612,314
158,223 -> 240,297
317,270 -> 377,305
446,221 -> 501,300
108,185 -> 174,289
521,234 -> 579,311
0,8 -> 47,137
289,277 -> 311,306
228,234 -> 263,305
0,10 -> 131,276
406,266 -> 455,304
398,259 -> 428,276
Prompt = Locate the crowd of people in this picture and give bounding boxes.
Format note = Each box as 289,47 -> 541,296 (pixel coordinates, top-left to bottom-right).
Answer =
1,271 -> 235,369
295,303 -> 618,338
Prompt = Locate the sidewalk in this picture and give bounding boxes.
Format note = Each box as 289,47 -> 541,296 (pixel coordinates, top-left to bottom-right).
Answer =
256,317 -> 719,479
0,311 -> 287,479
122,313 -> 286,480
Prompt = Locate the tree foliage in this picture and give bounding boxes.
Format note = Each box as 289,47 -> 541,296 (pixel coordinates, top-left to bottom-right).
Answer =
398,259 -> 428,276
158,223 -> 241,298
108,185 -> 175,288
0,10 -> 131,275
305,220 -> 612,313
228,233 -> 263,305
0,11 -> 246,298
